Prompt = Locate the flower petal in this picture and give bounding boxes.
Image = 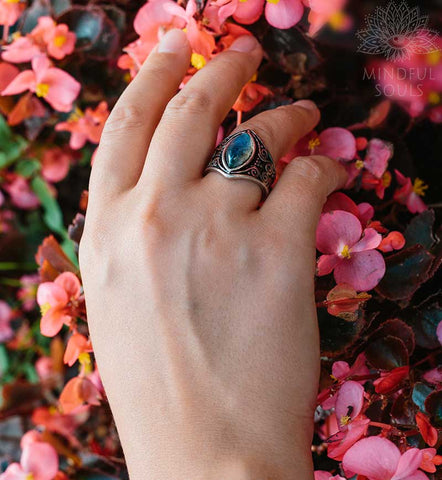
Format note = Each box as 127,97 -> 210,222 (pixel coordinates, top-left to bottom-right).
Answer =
343,437 -> 400,480
334,250 -> 386,291
36,282 -> 68,308
265,0 -> 304,30
1,70 -> 36,96
392,448 -> 423,480
364,138 -> 393,178
21,442 -> 59,480
335,380 -> 365,426
316,211 -> 362,255
317,127 -> 357,161
55,272 -> 81,299
317,254 -> 341,276
351,228 -> 382,253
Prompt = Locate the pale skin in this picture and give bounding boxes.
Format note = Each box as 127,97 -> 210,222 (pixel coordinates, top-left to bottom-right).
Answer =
79,29 -> 347,480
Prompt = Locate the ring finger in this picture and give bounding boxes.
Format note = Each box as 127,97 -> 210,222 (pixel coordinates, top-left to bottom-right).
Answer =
202,100 -> 321,212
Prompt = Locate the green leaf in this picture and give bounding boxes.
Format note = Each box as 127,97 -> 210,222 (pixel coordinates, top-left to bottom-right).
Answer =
30,176 -> 65,235
0,345 -> 9,377
0,116 -> 28,168
15,158 -> 41,178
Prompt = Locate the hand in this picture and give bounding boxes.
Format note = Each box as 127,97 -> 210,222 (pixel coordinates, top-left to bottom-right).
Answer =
79,29 -> 347,480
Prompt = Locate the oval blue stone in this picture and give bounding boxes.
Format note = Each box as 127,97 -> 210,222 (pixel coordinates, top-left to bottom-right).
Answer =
225,132 -> 254,170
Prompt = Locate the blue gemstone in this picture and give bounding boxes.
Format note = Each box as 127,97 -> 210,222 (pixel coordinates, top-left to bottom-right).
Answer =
225,132 -> 254,169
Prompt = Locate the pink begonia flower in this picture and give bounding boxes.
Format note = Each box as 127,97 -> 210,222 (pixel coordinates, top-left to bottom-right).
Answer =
0,0 -> 25,26
327,416 -> 370,461
265,0 -> 304,30
1,55 -> 81,112
373,366 -> 409,394
17,274 -> 39,311
423,367 -> 442,385
361,170 -> 392,200
63,332 -> 93,367
306,0 -> 347,35
316,210 -> 386,291
297,127 -> 357,162
343,437 -> 427,480
56,101 -> 109,149
36,272 -> 82,337
31,16 -> 76,60
41,147 -> 71,183
0,300 -> 14,343
436,320 -> 442,345
0,438 -> 59,480
335,380 -> 365,429
4,175 -> 39,209
35,356 -> 55,382
420,448 -> 442,473
364,138 -> 393,178
393,170 -> 427,214
1,36 -> 41,63
314,471 -> 346,480
323,192 -> 374,228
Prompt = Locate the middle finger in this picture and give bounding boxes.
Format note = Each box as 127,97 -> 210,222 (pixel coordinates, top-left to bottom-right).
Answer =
137,35 -> 263,190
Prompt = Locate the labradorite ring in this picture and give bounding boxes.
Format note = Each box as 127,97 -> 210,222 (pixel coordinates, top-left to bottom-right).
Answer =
204,129 -> 276,199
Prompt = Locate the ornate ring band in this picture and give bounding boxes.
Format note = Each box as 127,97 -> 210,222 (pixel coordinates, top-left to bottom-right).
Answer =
204,129 -> 276,200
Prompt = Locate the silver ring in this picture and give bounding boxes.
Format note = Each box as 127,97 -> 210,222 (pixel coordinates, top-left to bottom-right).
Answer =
204,129 -> 276,200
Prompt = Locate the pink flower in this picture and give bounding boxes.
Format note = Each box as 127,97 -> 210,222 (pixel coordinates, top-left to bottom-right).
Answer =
17,274 -> 39,311
32,16 -> 76,60
63,332 -> 93,367
0,0 -> 25,27
297,127 -> 357,162
41,147 -> 71,183
378,231 -> 406,253
393,170 -> 427,214
364,138 -> 393,178
335,380 -> 365,429
314,471 -> 346,480
323,192 -> 374,227
306,0 -> 348,35
2,55 -> 81,112
343,437 -> 427,480
1,36 -> 41,63
0,61 -> 19,90
423,367 -> 442,385
0,438 -> 59,480
55,101 -> 109,149
332,353 -> 369,382
36,272 -> 81,337
216,0 -> 264,25
264,0 -> 304,30
0,300 -> 13,343
327,416 -> 370,461
436,320 -> 442,345
4,175 -> 39,210
316,210 -> 386,291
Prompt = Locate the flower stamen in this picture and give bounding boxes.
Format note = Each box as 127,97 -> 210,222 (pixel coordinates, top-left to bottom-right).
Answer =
413,178 -> 428,196
341,245 -> 351,259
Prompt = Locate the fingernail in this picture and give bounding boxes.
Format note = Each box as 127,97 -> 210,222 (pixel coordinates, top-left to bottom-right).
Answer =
293,100 -> 318,111
230,35 -> 260,53
158,29 -> 189,53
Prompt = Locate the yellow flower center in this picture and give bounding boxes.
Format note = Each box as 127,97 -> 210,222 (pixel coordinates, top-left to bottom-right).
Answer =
36,83 -> 50,98
6,0 -> 21,3
266,0 -> 280,3
329,11 -> 346,30
191,53 -> 206,70
382,171 -> 392,187
355,159 -> 364,170
49,405 -> 58,415
330,374 -> 338,381
79,352 -> 92,374
341,245 -> 351,259
413,178 -> 428,196
340,415 -> 351,426
308,137 -> 321,152
426,50 -> 441,66
54,35 -> 67,47
25,474 -> 34,480
68,107 -> 84,122
428,91 -> 440,105
250,72 -> 258,83
40,302 -> 51,316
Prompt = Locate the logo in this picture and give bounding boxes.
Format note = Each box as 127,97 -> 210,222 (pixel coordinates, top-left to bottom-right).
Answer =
357,1 -> 439,61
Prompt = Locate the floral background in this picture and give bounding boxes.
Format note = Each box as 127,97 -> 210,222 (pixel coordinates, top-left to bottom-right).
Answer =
0,0 -> 441,479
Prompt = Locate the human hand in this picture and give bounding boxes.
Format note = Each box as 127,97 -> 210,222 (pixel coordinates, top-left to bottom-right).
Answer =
79,29 -> 347,480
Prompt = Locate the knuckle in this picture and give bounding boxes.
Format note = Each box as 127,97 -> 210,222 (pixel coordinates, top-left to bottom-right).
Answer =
291,155 -> 329,185
102,104 -> 147,138
165,89 -> 213,116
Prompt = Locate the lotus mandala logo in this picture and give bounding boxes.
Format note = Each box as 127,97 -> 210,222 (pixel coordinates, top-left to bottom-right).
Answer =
357,1 -> 439,61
